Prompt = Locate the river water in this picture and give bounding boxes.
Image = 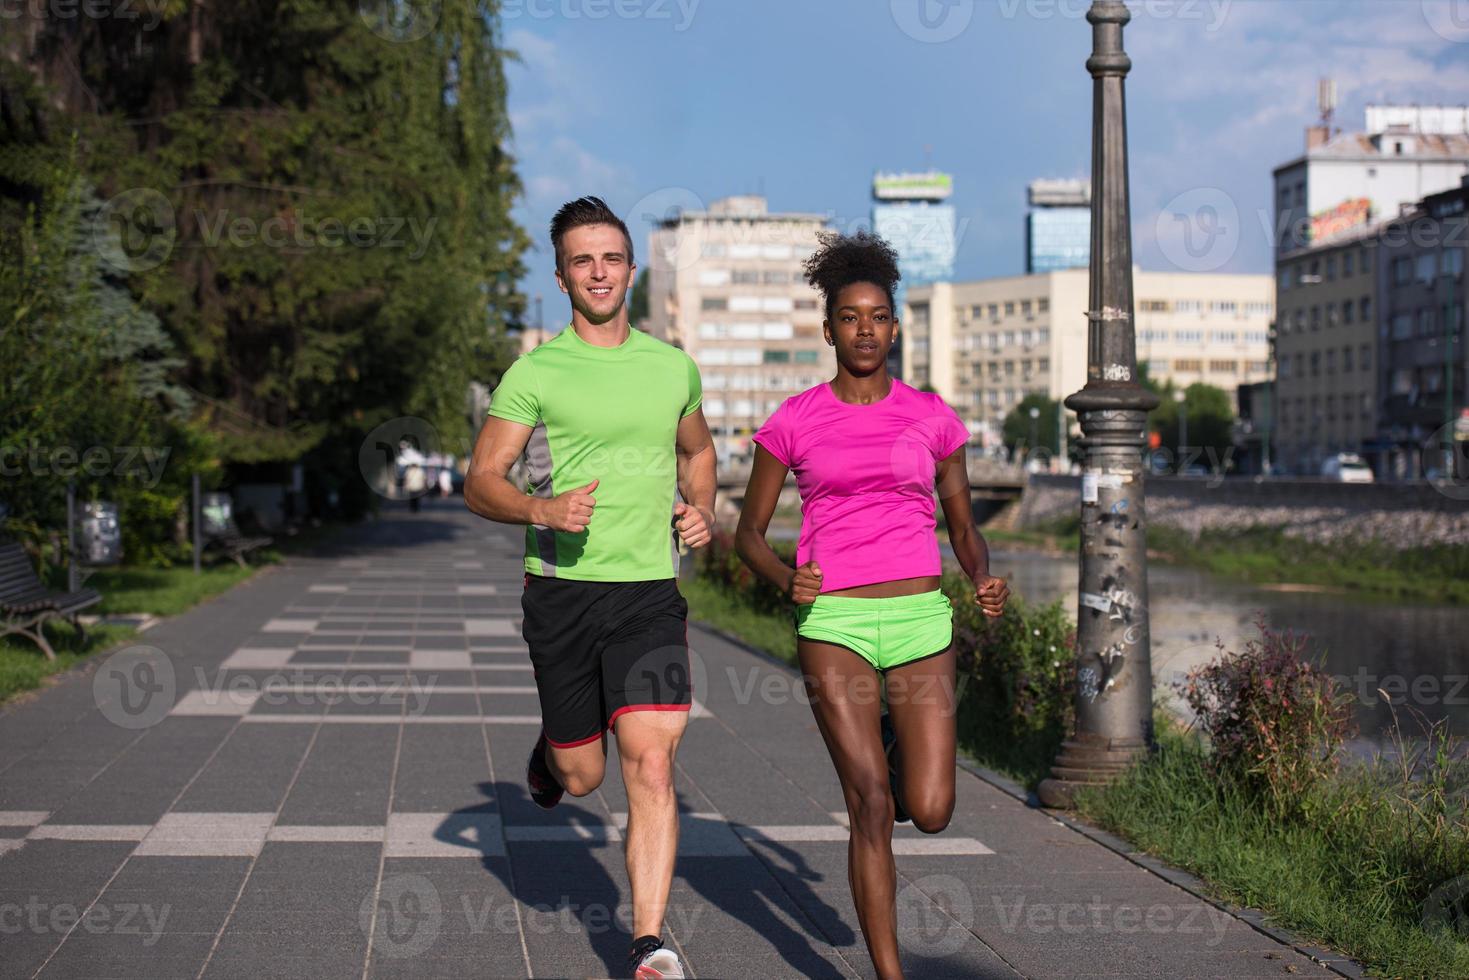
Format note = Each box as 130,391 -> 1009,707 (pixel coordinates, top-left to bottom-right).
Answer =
992,547 -> 1468,741
758,525 -> 1466,740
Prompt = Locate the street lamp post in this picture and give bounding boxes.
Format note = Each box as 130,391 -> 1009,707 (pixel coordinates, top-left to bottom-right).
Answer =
1037,0 -> 1160,809
1174,388 -> 1188,470
1029,406 -> 1041,458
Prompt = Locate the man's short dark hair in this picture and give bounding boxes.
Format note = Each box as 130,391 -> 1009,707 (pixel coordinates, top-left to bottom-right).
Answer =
550,196 -> 634,271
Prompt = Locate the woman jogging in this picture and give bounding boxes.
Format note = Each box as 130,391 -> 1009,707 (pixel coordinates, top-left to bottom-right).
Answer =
734,231 -> 1010,980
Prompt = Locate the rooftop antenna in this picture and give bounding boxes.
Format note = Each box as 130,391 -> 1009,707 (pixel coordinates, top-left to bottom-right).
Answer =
1318,77 -> 1338,134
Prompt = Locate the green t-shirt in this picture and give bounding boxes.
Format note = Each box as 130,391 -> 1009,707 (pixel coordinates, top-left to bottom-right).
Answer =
487,325 -> 703,582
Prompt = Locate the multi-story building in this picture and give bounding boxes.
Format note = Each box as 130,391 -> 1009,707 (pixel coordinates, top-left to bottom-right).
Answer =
1272,225 -> 1384,473
643,195 -> 832,459
1375,176 -> 1468,479
1026,179 -> 1091,274
873,171 -> 957,379
904,269 -> 1273,447
1272,104 -> 1469,474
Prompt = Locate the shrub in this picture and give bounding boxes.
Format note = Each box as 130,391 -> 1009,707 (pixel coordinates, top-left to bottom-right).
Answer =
1179,620 -> 1355,818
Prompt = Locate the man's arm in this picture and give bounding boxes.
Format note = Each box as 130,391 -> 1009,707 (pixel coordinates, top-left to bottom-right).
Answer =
673,407 -> 717,547
463,416 -> 544,525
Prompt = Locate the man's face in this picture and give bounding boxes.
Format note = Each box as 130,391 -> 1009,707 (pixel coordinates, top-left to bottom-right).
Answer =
555,223 -> 635,324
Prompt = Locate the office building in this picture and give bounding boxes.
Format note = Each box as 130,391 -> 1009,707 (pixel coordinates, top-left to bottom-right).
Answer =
643,196 -> 833,459
1273,103 -> 1469,473
873,171 -> 957,377
903,269 -> 1273,446
1026,179 -> 1091,274
1375,176 -> 1468,478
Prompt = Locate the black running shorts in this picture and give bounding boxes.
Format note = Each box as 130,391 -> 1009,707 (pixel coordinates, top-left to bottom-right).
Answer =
520,575 -> 692,748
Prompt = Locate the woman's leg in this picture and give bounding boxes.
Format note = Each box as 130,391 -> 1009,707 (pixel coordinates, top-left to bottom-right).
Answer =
884,647 -> 958,834
798,638 -> 905,980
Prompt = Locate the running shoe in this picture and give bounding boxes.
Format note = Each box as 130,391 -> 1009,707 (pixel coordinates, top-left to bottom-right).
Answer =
629,935 -> 685,979
880,712 -> 911,824
526,731 -> 564,810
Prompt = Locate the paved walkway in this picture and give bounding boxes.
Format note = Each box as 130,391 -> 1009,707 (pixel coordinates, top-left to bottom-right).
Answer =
0,500 -> 1340,978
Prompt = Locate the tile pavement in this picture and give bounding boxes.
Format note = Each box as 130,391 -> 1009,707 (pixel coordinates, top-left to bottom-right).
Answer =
0,500 -> 1344,978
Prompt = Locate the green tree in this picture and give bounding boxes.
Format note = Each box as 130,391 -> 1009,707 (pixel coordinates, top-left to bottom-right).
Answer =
4,1 -> 528,524
1147,377 -> 1236,470
1002,393 -> 1064,457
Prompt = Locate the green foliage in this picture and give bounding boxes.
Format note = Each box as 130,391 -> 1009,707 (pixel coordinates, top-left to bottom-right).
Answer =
1001,393 -> 1065,456
6,0 -> 528,529
1146,378 -> 1235,466
1077,723 -> 1469,979
1178,621 -> 1355,819
943,569 -> 1076,784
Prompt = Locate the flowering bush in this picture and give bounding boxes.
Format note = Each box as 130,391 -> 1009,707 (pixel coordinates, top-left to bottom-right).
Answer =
1179,620 -> 1355,818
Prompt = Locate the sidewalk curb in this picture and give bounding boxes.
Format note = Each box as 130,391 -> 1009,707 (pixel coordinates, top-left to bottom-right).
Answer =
689,616 -> 1368,980
949,757 -> 1368,980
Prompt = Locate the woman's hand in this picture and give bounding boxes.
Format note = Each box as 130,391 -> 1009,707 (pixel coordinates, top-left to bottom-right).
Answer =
790,561 -> 823,605
973,574 -> 1010,619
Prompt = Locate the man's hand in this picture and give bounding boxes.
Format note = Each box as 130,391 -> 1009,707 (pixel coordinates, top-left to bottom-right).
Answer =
974,574 -> 1010,619
535,479 -> 598,533
673,502 -> 714,549
790,561 -> 823,605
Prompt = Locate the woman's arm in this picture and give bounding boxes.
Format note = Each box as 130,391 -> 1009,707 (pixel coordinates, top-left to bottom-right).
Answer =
735,446 -> 802,596
936,444 -> 1010,617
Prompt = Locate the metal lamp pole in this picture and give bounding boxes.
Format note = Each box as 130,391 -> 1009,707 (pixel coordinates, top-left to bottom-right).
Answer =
1037,0 -> 1160,809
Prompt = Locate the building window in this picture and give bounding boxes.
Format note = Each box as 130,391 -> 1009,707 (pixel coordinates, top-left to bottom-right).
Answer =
1140,299 -> 1169,312
1038,298 -> 1049,313
1175,330 -> 1203,344
1279,267 -> 1292,292
1326,256 -> 1337,281
1310,306 -> 1321,331
1444,249 -> 1465,277
701,297 -> 727,311
1416,254 -> 1437,283
1173,359 -> 1202,372
1343,302 -> 1354,325
1343,252 -> 1355,277
1360,297 -> 1372,323
1279,358 -> 1292,379
762,270 -> 789,284
1209,359 -> 1238,374
1021,299 -> 1032,317
988,303 -> 999,319
794,298 -> 819,311
1326,349 -> 1336,374
1310,351 -> 1320,376
1211,330 -> 1238,344
1038,358 -> 1050,372
1360,343 -> 1371,370
1343,346 -> 1353,372
969,305 -> 985,320
731,270 -> 760,285
762,350 -> 790,364
1392,257 -> 1413,286
1004,301 -> 1016,317
1391,314 -> 1413,340
1328,303 -> 1339,328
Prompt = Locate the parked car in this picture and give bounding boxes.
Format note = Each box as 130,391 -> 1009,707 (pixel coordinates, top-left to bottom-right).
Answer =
1320,452 -> 1374,483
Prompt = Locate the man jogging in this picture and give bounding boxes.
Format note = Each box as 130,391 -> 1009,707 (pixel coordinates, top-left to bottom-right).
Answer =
464,197 -> 716,980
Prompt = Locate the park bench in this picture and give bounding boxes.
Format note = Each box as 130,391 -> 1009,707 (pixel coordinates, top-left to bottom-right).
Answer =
0,541 -> 101,660
201,493 -> 273,568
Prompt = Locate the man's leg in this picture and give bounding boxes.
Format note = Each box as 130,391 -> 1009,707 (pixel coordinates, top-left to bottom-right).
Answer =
613,709 -> 688,940
545,735 -> 609,797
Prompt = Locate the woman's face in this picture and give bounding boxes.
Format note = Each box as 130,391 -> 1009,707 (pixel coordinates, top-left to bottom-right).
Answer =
824,281 -> 898,375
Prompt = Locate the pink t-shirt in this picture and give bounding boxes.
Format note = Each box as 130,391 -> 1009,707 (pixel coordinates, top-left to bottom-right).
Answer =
752,379 -> 970,593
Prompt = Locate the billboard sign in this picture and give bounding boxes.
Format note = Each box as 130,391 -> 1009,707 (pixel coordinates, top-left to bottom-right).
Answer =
1309,197 -> 1371,244
873,171 -> 953,202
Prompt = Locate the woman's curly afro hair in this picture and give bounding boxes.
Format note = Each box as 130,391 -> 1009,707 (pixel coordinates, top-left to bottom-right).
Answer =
802,230 -> 902,319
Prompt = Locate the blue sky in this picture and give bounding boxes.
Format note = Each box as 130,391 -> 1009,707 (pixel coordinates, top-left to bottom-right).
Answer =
503,0 -> 1469,316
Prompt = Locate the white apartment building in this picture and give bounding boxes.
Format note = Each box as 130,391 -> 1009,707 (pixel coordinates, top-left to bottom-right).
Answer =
643,196 -> 834,458
904,269 -> 1274,445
